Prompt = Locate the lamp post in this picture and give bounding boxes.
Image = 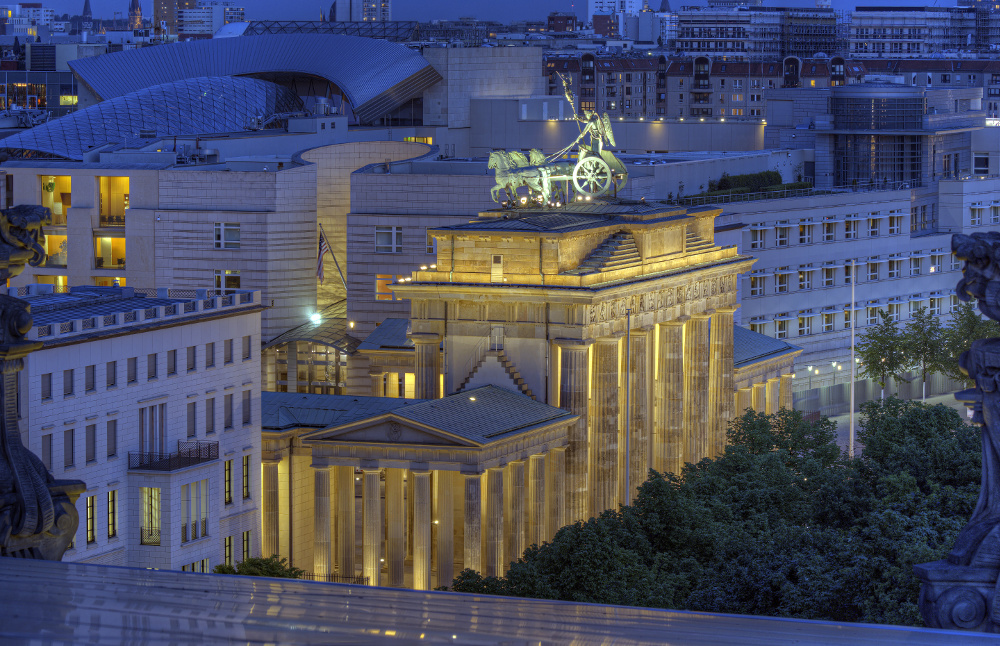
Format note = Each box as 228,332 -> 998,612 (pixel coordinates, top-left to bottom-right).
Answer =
850,258 -> 856,459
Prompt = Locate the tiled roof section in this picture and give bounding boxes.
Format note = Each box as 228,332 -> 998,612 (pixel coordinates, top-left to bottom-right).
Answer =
263,300 -> 361,352
25,290 -> 187,326
262,391 -> 423,431
393,385 -> 574,443
733,325 -> 800,368
357,318 -> 413,351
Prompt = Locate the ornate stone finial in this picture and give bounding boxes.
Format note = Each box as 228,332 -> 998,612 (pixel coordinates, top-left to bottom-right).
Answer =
915,232 -> 1000,631
0,204 -> 84,561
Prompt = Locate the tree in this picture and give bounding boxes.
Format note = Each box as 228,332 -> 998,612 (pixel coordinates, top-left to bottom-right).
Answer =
212,554 -> 305,579
940,300 -> 1000,385
856,309 -> 908,399
902,306 -> 945,401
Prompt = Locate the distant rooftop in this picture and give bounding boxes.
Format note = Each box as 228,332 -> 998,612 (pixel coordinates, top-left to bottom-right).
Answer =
733,325 -> 801,368
262,391 -> 423,432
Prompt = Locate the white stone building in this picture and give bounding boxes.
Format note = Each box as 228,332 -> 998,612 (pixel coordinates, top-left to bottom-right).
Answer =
18,284 -> 263,572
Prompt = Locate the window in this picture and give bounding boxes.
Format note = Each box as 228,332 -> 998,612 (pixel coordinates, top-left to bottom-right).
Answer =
867,263 -> 879,282
820,267 -> 834,287
214,269 -> 241,294
181,480 -> 208,543
127,357 -> 137,384
867,307 -> 879,326
107,420 -> 117,458
141,487 -> 161,545
775,270 -> 789,293
889,214 -> 902,234
845,220 -> 858,239
750,228 -> 764,249
749,322 -> 765,335
375,225 -> 403,253
242,455 -> 251,499
106,361 -> 116,388
187,346 -> 196,372
930,254 -> 943,274
206,398 -> 216,434
775,226 -> 789,247
225,535 -> 233,566
224,339 -> 233,364
85,365 -> 95,392
798,315 -> 812,336
86,424 -> 96,463
798,268 -> 813,290
992,205 -> 1000,225
86,496 -> 95,543
167,350 -> 177,375
225,460 -> 233,505
224,394 -> 234,429
426,230 -> 436,255
823,313 -> 835,332
107,490 -> 117,538
845,307 -> 853,329
888,303 -> 901,321
206,342 -> 215,368
868,219 -> 880,237
798,224 -> 813,244
42,434 -> 51,469
952,255 -> 962,272
64,429 -> 74,468
41,373 -> 51,400
147,353 -> 157,380
971,204 -> 984,226
951,294 -> 960,312
242,335 -> 252,360
930,297 -> 942,316
242,530 -> 251,561
775,319 -> 788,339
242,390 -> 252,425
187,402 -> 197,438
974,153 -> 989,176
749,276 -> 765,296
910,257 -> 922,276
63,369 -> 74,397
375,274 -> 402,301
844,264 -> 853,284
823,223 -> 835,242
214,222 -> 240,249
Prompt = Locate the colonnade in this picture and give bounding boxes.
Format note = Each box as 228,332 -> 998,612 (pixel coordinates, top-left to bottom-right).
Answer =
293,447 -> 566,589
735,373 -> 794,417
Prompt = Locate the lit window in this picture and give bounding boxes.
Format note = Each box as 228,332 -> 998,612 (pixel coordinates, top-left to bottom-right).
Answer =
375,274 -> 403,301
214,269 -> 240,294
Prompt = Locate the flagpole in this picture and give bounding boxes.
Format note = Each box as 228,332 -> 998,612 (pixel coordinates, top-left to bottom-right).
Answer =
850,258 -> 856,459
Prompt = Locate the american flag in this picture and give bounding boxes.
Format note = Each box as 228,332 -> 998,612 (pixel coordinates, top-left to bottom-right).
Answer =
317,229 -> 331,284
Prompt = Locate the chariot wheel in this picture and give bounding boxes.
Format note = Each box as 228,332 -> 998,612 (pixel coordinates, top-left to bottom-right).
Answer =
573,156 -> 612,196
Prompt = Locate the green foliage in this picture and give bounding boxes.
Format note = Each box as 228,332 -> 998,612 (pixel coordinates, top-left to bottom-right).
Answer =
212,554 -> 305,579
940,301 -> 1000,385
856,309 -> 908,394
902,306 -> 946,396
453,404 -> 979,627
716,170 -> 782,192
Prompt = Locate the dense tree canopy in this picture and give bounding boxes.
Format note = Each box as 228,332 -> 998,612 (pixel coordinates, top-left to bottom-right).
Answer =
213,554 -> 305,579
452,401 -> 980,626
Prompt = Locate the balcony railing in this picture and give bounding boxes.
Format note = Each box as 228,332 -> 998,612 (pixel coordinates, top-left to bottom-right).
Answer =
301,573 -> 370,585
129,441 -> 219,471
140,526 -> 161,546
100,215 -> 126,227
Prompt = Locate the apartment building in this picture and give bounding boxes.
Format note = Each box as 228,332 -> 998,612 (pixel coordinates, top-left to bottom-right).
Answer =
19,285 -> 263,571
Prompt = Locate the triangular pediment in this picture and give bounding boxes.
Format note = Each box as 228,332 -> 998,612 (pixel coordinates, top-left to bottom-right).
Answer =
308,414 -> 480,447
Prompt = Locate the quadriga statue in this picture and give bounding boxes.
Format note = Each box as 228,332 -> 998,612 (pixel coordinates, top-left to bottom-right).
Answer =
0,204 -> 83,560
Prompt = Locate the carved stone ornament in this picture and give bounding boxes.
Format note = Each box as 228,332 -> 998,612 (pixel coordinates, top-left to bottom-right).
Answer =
0,204 -> 84,561
915,232 -> 1000,632
387,421 -> 402,442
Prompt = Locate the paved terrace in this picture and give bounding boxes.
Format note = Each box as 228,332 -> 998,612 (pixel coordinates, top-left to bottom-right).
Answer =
2,559 -> 997,645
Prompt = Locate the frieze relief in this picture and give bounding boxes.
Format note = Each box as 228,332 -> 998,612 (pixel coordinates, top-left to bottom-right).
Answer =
587,274 -> 736,324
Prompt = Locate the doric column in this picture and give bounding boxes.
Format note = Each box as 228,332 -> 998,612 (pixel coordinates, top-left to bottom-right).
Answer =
683,314 -> 711,463
709,309 -> 735,458
384,468 -> 405,587
462,473 -> 482,573
261,457 -> 280,558
483,467 -> 504,577
369,369 -> 385,397
312,466 -> 332,579
504,460 -> 526,565
546,447 -> 565,541
412,333 -> 441,399
590,336 -> 620,516
752,382 -> 767,413
779,373 -> 794,410
406,470 -> 414,560
655,320 -> 685,476
361,468 -> 381,586
623,328 -> 651,504
765,377 -> 781,415
554,339 -> 591,524
385,372 -> 400,398
527,454 -> 546,548
434,470 -> 454,589
736,388 -> 753,416
412,470 -> 432,590
335,466 -> 355,577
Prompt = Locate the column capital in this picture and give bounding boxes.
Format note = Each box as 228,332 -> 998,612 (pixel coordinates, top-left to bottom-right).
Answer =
367,368 -> 386,377
595,333 -> 625,343
309,460 -> 333,471
551,338 -> 594,351
663,316 -> 689,326
409,332 -> 442,346
690,311 -> 714,320
712,305 -> 740,314
359,460 -> 380,472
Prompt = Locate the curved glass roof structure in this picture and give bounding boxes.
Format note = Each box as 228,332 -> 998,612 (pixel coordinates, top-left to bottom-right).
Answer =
0,76 -> 303,160
68,34 -> 442,124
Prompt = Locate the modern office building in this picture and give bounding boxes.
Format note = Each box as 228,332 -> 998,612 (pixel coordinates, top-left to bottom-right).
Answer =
18,284 -> 263,572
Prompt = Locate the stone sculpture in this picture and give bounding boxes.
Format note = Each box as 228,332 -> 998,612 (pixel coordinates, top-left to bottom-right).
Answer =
0,204 -> 83,560
490,74 -> 627,206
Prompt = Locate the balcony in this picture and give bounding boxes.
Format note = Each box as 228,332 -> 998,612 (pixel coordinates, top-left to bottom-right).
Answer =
129,441 -> 219,471
139,526 -> 161,546
99,215 -> 126,228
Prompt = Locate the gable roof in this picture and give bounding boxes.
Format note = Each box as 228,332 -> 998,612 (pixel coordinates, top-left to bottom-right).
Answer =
733,325 -> 800,368
262,391 -> 423,431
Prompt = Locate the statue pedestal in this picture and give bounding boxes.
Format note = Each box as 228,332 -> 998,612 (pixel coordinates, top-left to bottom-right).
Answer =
914,560 -> 998,632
